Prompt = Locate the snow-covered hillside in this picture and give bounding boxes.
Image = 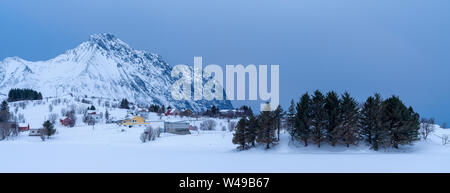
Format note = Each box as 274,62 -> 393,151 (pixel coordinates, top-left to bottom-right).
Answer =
0,33 -> 232,111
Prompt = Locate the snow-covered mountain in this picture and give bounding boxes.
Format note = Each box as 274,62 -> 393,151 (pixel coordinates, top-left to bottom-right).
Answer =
0,33 -> 233,111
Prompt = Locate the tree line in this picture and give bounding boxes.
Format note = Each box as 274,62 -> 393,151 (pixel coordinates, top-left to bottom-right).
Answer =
8,88 -> 43,102
233,90 -> 421,151
232,104 -> 284,150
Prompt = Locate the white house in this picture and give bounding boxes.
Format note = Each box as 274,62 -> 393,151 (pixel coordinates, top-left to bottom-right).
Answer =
85,110 -> 102,123
29,128 -> 43,136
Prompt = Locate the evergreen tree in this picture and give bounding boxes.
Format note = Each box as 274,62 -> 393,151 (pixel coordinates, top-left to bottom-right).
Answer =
324,91 -> 341,146
1,100 -> 9,112
246,114 -> 258,147
361,94 -> 382,150
161,105 -> 166,114
338,92 -> 360,147
120,98 -> 130,109
311,90 -> 327,147
239,105 -> 254,117
257,110 -> 276,149
43,120 -> 56,138
7,88 -> 43,102
0,100 -> 10,122
377,96 -> 420,149
105,109 -> 110,121
273,105 -> 285,142
294,93 -> 312,146
286,99 -> 296,140
149,104 -> 161,113
232,117 -> 248,150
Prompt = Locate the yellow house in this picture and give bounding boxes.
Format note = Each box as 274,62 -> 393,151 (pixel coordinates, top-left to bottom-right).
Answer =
122,116 -> 150,126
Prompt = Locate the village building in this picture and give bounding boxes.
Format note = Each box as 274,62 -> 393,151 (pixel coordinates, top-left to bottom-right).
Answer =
18,123 -> 30,132
60,117 -> 72,127
164,121 -> 191,135
165,108 -> 180,116
29,128 -> 43,136
122,115 -> 150,127
85,110 -> 102,123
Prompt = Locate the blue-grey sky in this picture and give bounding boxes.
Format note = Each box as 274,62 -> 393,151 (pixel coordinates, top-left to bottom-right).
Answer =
1,0 -> 449,124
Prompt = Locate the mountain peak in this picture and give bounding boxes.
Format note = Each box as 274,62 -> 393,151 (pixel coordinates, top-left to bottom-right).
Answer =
89,33 -> 117,42
88,33 -> 130,52
0,33 -> 234,111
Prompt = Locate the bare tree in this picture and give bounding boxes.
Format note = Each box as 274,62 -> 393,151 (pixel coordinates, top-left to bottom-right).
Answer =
48,113 -> 58,125
40,130 -> 46,141
200,120 -> 217,131
441,135 -> 449,145
0,122 -> 18,140
420,118 -> 435,141
228,121 -> 237,132
65,109 -> 77,127
18,113 -> 25,123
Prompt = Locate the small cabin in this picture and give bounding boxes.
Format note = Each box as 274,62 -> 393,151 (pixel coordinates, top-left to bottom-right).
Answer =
122,116 -> 150,127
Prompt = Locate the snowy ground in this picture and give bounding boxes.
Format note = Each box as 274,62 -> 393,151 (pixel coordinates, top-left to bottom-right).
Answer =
1,97 -> 449,173
1,122 -> 449,173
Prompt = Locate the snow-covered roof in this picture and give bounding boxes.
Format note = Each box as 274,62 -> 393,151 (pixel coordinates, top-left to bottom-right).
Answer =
18,123 -> 29,127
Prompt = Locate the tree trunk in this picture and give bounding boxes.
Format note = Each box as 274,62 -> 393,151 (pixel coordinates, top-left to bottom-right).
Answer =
277,127 -> 280,141
393,142 -> 398,149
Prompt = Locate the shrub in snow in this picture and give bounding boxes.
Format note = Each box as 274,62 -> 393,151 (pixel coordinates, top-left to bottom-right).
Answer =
40,131 -> 46,141
439,134 -> 449,146
200,120 -> 217,131
140,126 -> 161,143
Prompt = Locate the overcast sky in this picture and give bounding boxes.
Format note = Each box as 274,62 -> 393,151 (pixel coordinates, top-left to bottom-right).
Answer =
1,0 -> 449,124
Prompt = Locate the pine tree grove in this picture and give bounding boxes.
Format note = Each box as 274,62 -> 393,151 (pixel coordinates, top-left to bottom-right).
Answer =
232,91 -> 421,151
286,91 -> 420,151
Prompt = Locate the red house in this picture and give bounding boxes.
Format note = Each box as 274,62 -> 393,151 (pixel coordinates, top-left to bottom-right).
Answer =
18,123 -> 30,132
165,108 -> 180,116
60,117 -> 72,127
